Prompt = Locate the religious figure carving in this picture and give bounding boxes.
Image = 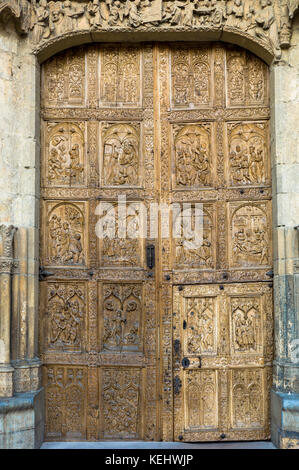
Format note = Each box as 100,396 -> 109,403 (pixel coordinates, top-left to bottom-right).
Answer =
102,284 -> 141,351
232,298 -> 260,352
174,205 -> 214,269
47,203 -> 85,265
174,125 -> 211,187
102,123 -> 140,187
231,204 -> 269,266
47,283 -> 85,350
47,123 -> 84,185
186,297 -> 215,354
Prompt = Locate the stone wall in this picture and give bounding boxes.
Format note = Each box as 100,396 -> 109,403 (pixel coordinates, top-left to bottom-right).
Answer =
270,13 -> 299,449
0,17 -> 43,448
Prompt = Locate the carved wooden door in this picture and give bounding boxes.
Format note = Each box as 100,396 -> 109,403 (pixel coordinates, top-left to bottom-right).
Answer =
40,42 -> 273,443
155,43 -> 273,441
40,44 -> 158,441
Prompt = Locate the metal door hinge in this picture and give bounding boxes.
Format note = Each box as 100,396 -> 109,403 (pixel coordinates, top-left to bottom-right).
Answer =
39,266 -> 54,281
146,244 -> 155,270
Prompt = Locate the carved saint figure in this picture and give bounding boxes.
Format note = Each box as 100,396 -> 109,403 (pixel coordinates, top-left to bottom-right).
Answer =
102,285 -> 141,351
87,0 -> 103,28
103,124 -> 139,186
254,0 -> 280,57
33,0 -> 51,42
47,124 -> 84,185
175,126 -> 211,187
63,0 -> 85,31
48,204 -> 84,265
48,284 -> 84,350
226,0 -> 244,28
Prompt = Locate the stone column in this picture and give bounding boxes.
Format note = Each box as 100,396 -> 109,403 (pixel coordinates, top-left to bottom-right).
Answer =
0,225 -> 17,397
270,13 -> 299,449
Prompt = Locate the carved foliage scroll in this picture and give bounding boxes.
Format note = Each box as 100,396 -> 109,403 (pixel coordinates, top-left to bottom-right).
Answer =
101,368 -> 141,439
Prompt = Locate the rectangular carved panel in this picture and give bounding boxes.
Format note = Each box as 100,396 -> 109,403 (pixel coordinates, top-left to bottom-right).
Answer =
97,201 -> 144,267
228,201 -> 272,269
101,122 -> 142,188
225,121 -> 270,188
44,365 -> 87,440
43,121 -> 86,187
43,282 -> 86,353
100,283 -> 143,352
185,370 -> 218,430
42,47 -> 86,108
100,46 -> 141,107
43,201 -> 87,267
172,123 -> 215,189
100,367 -> 142,439
171,46 -> 212,108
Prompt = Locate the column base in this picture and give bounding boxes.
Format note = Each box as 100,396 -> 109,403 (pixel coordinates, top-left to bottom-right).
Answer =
0,388 -> 44,449
271,389 -> 299,449
0,365 -> 14,398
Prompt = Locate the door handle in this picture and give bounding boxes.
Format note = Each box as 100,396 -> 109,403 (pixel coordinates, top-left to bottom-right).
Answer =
39,266 -> 54,281
146,244 -> 155,270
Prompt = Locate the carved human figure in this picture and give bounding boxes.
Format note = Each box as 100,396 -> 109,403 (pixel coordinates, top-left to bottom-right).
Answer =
226,0 -> 244,28
127,0 -> 142,28
254,0 -> 280,56
87,0 -> 102,28
63,0 -> 85,31
49,1 -> 65,36
162,1 -> 183,25
33,0 -> 51,42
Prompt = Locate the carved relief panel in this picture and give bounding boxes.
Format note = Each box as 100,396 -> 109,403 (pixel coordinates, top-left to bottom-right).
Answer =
172,203 -> 216,270
229,201 -> 271,269
43,282 -> 86,353
100,367 -> 142,439
226,48 -> 269,108
101,122 -> 142,187
100,283 -> 143,352
97,201 -> 144,267
42,47 -> 86,108
171,46 -> 212,108
43,201 -> 86,266
44,122 -> 86,187
44,365 -> 87,440
100,46 -> 141,107
226,122 -> 270,187
172,123 -> 215,189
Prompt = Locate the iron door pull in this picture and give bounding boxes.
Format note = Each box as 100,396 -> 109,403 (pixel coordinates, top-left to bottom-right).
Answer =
146,244 -> 155,270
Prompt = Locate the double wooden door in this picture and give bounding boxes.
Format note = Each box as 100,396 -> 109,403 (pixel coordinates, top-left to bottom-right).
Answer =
40,42 -> 273,442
